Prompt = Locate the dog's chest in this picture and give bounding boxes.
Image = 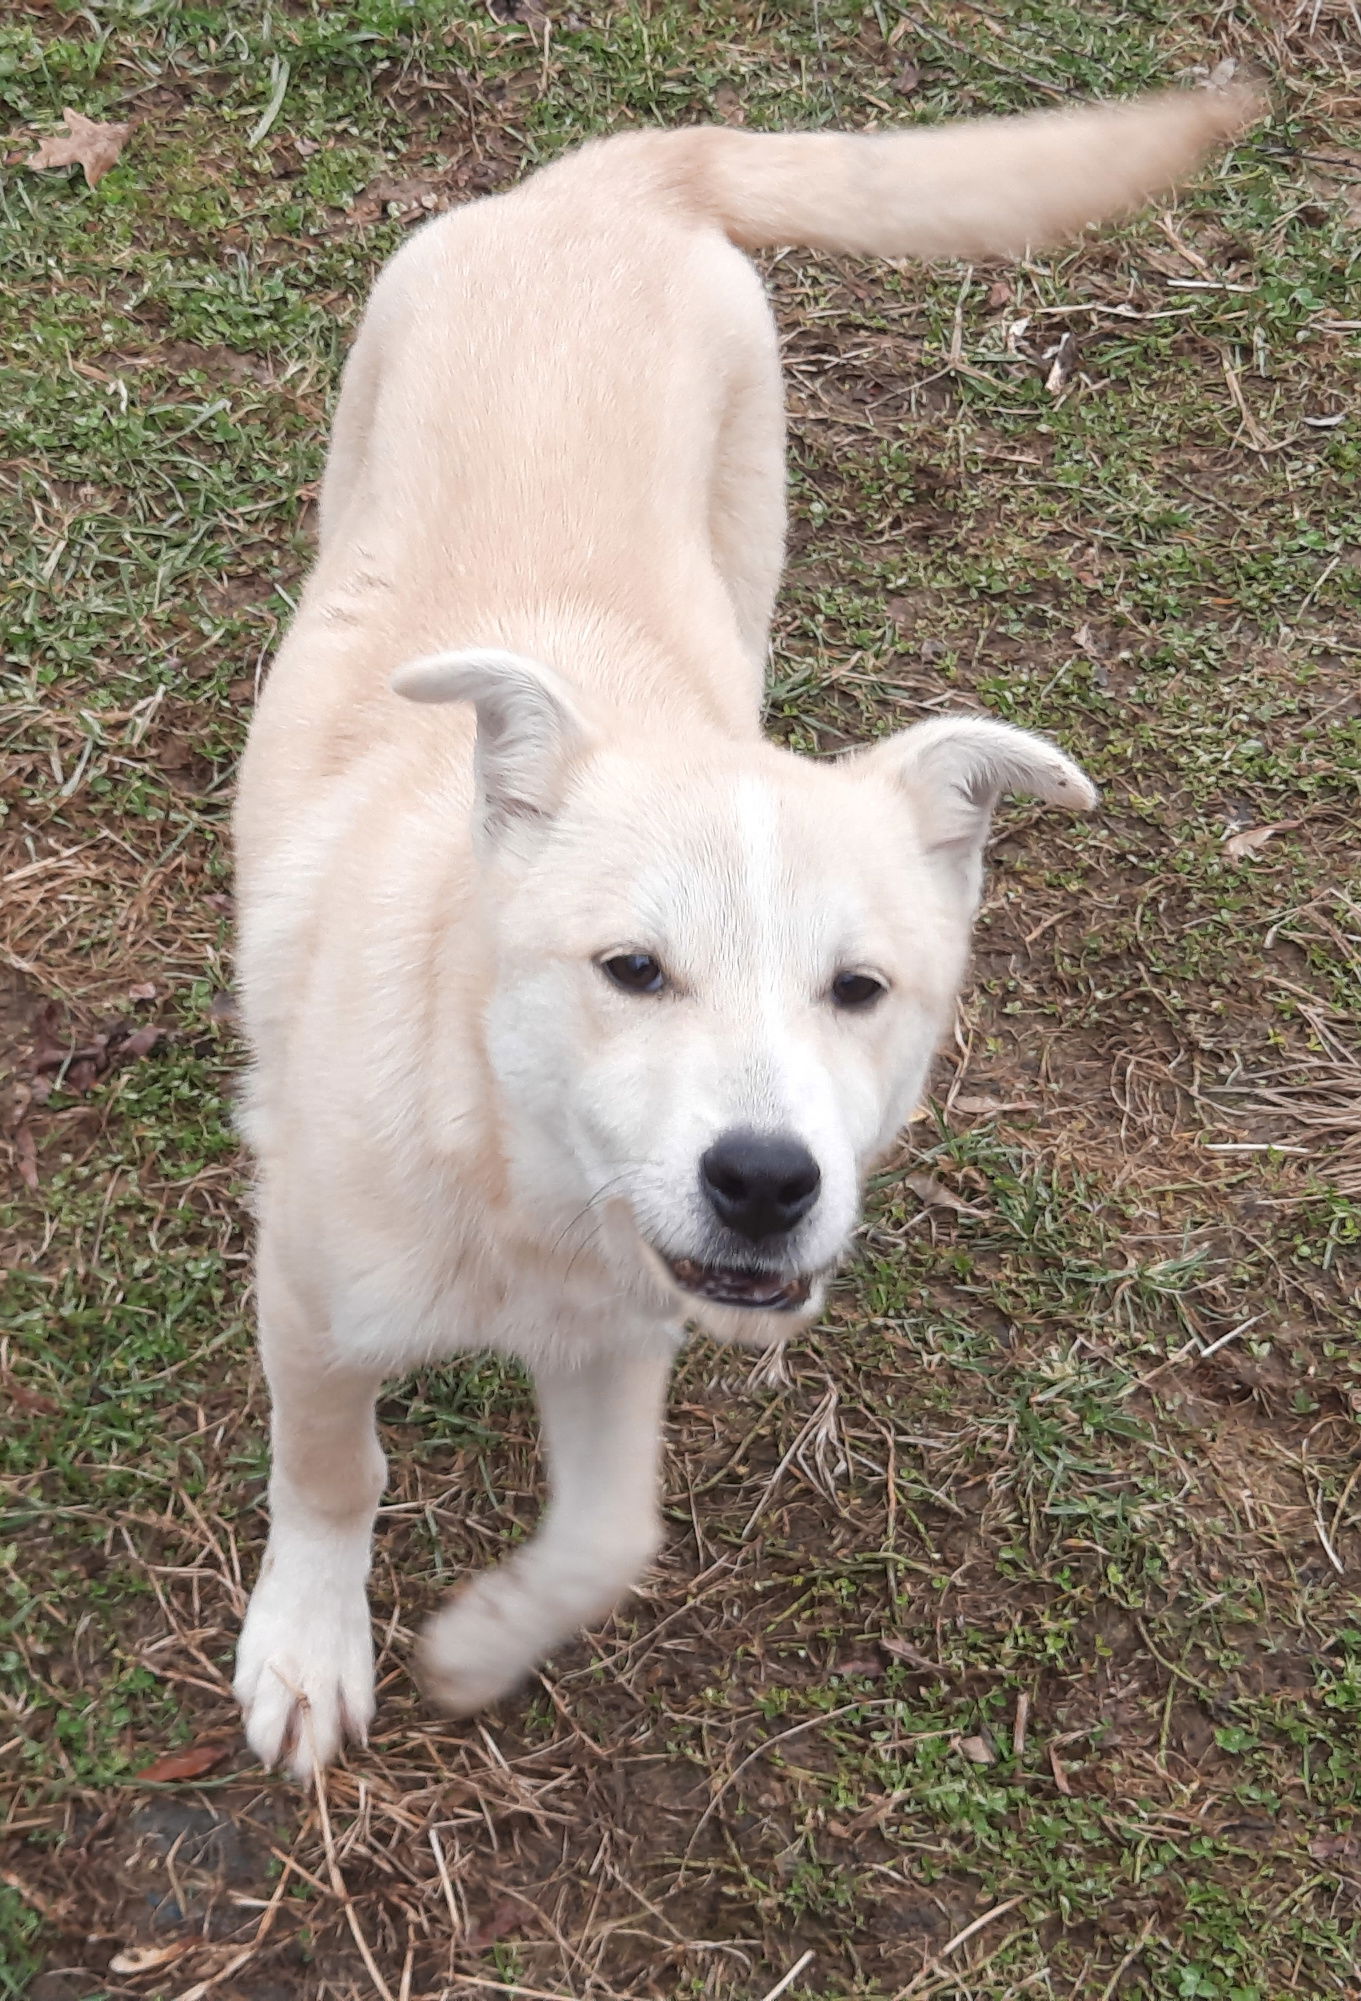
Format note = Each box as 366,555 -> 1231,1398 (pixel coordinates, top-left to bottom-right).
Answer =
328,1213 -> 676,1374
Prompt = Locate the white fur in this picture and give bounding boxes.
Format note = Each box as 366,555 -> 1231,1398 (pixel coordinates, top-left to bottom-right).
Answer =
229,92 -> 1252,1779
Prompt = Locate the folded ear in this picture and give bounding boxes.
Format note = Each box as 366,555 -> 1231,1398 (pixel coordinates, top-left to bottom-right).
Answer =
852,714 -> 1097,903
391,647 -> 592,851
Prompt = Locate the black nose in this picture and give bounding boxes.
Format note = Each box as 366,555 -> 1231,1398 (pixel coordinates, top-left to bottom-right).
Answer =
700,1129 -> 822,1242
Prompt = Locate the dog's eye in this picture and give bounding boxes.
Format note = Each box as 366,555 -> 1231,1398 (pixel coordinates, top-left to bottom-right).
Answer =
830,970 -> 887,1010
600,952 -> 666,996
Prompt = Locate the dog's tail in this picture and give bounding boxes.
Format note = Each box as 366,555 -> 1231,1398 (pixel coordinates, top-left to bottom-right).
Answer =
624,86 -> 1259,262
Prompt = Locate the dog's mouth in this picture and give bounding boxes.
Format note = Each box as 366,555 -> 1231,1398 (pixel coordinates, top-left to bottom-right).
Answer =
663,1256 -> 813,1313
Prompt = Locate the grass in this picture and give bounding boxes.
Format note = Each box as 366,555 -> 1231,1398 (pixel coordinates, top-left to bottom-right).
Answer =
2,0 -> 1360,1996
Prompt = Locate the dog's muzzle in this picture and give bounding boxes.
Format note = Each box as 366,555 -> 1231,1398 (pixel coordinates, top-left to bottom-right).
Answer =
663,1256 -> 813,1313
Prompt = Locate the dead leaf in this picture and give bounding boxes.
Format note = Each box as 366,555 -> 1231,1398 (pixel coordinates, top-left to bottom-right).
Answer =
25,108 -> 131,188
109,1943 -> 192,1976
4,1372 -> 58,1416
135,1740 -> 231,1783
986,279 -> 1013,310
154,732 -> 195,773
466,1896 -> 520,1953
28,1000 -> 67,1080
1044,330 -> 1080,397
880,1637 -> 949,1675
1048,1741 -> 1073,1794
33,1029 -> 103,1077
208,989 -> 239,1028
1225,820 -> 1300,858
127,982 -> 157,1003
1309,1833 -> 1360,1863
904,1172 -> 983,1217
953,1733 -> 996,1766
117,1024 -> 163,1063
714,83 -> 745,125
838,1651 -> 886,1679
14,1125 -> 39,1192
27,1012 -> 164,1090
893,60 -> 921,95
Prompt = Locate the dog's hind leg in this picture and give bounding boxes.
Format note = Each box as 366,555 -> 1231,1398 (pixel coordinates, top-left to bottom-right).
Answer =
233,1243 -> 387,1782
418,1341 -> 674,1715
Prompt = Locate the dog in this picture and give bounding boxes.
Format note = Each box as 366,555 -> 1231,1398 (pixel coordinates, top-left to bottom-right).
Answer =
230,83 -> 1256,1779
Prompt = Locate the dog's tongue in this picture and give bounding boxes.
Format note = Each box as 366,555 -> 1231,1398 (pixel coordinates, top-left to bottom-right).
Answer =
669,1259 -> 810,1311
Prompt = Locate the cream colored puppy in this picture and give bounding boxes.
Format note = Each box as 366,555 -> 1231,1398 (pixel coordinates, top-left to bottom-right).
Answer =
232,86 -> 1256,1779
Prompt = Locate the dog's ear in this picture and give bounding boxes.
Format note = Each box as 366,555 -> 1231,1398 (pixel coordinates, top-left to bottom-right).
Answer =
851,715 -> 1096,904
392,648 -> 592,851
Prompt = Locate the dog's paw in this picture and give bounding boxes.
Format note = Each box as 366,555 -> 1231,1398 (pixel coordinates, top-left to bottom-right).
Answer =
418,1531 -> 659,1719
233,1558 -> 375,1783
416,1571 -> 543,1717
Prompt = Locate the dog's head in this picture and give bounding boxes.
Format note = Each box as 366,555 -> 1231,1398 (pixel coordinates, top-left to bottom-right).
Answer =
394,648 -> 1095,1340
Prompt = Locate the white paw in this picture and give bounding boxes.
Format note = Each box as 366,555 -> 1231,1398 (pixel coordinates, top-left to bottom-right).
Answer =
416,1569 -> 542,1717
233,1542 -> 375,1784
417,1535 -> 659,1718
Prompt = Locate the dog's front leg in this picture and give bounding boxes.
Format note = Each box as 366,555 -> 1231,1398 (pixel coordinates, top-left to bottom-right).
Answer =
233,1254 -> 386,1783
419,1341 -> 674,1715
